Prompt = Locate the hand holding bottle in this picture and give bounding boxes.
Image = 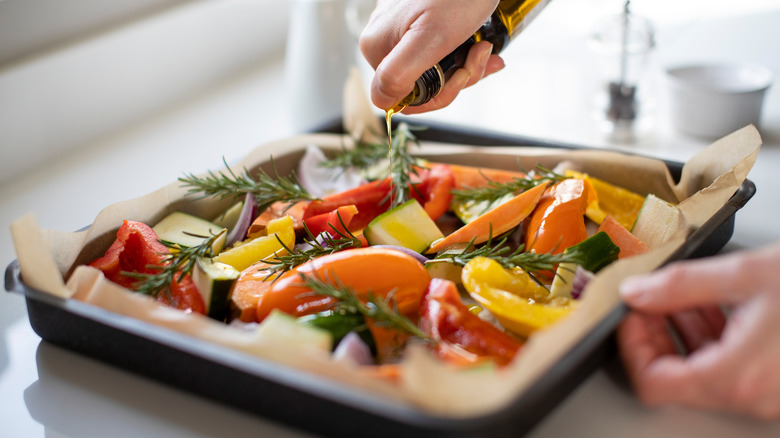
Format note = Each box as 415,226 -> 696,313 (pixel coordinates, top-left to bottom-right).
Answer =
359,0 -> 505,114
618,243 -> 780,419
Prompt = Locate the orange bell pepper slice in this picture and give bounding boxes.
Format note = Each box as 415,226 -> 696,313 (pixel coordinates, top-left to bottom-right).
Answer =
525,178 -> 589,255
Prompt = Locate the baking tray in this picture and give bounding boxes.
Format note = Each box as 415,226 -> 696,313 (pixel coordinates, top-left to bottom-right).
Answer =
5,121 -> 756,437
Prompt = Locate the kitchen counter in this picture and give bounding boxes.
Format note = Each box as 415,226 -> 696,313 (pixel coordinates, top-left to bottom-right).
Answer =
2,0 -> 779,436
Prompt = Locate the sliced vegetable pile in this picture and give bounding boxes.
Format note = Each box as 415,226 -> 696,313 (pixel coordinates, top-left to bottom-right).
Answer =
87,123 -> 680,376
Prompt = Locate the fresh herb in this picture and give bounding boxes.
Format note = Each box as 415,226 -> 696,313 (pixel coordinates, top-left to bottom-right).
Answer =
319,123 -> 427,208
179,157 -> 318,213
429,231 -> 588,279
300,272 -> 433,342
318,138 -> 388,171
451,165 -> 567,205
123,231 -> 224,299
264,213 -> 362,280
386,122 -> 427,208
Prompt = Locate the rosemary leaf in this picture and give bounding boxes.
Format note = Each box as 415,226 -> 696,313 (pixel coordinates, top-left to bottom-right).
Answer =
451,164 -> 567,205
431,231 -> 588,278
123,231 -> 224,299
385,122 -> 427,208
318,140 -> 388,171
179,157 -> 318,212
263,213 -> 363,280
300,272 -> 433,342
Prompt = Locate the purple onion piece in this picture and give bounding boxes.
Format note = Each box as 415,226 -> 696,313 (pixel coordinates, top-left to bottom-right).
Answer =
225,192 -> 258,247
571,266 -> 595,300
332,332 -> 374,366
369,245 -> 429,264
294,232 -> 331,252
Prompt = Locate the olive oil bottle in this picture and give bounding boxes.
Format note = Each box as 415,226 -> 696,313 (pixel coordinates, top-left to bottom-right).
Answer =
392,0 -> 553,112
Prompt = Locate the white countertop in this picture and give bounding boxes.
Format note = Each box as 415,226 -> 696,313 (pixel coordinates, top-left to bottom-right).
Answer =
2,0 -> 780,436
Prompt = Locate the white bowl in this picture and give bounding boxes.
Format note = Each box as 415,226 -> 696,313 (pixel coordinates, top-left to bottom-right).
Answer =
665,63 -> 773,139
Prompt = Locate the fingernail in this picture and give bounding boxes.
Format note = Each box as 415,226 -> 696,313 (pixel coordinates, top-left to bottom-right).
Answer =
479,43 -> 494,64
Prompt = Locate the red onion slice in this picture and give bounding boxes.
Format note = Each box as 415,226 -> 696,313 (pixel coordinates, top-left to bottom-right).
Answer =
571,266 -> 595,300
369,245 -> 429,264
332,332 -> 374,366
225,192 -> 258,247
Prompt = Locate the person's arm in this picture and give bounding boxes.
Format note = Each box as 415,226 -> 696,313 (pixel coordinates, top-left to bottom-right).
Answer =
359,0 -> 504,114
618,243 -> 780,419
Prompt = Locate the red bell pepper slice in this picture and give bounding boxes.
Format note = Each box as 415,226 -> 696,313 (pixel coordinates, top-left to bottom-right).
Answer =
420,278 -> 523,366
304,179 -> 392,231
89,220 -> 206,314
301,204 -> 359,238
409,163 -> 454,221
303,164 -> 455,230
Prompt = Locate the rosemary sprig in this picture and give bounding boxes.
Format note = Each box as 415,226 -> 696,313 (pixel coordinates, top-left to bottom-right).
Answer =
264,213 -> 362,279
386,122 -> 427,208
318,123 -> 427,208
318,139 -> 388,170
300,272 -> 433,342
451,164 -> 568,205
178,157 -> 318,213
123,231 -> 224,299
430,232 -> 588,278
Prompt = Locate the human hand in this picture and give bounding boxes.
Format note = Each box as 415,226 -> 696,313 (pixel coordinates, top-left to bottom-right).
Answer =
618,243 -> 780,419
359,0 -> 505,114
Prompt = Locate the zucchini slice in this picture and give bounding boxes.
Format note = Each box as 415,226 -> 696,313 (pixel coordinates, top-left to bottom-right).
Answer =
363,199 -> 444,253
193,259 -> 239,321
153,211 -> 227,253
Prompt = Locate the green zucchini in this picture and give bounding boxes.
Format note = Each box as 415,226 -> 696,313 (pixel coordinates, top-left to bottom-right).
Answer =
631,194 -> 682,249
256,310 -> 333,354
363,199 -> 444,253
153,211 -> 227,253
298,310 -> 376,353
550,231 -> 619,298
192,259 -> 239,321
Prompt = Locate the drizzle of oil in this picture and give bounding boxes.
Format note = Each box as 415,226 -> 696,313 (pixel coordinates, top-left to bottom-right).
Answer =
385,108 -> 396,188
385,108 -> 395,151
386,94 -> 414,185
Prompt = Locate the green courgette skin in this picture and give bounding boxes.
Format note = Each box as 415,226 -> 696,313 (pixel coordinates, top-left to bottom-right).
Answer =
567,231 -> 620,273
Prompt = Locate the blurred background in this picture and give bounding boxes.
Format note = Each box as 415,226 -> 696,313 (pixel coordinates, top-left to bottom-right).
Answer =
1,0 -> 777,186
1,1 -> 779,437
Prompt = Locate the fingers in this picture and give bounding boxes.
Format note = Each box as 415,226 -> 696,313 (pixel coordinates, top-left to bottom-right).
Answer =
619,290 -> 780,419
668,306 -> 726,352
618,312 -> 678,387
368,27 -> 459,110
398,42 -> 504,114
620,245 -> 780,312
399,68 -> 471,114
618,311 -> 728,410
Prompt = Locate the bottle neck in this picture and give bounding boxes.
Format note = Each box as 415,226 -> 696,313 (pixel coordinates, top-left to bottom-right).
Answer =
408,64 -> 445,107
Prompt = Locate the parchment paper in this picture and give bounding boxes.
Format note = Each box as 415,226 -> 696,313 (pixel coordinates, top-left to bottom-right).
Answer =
10,70 -> 761,417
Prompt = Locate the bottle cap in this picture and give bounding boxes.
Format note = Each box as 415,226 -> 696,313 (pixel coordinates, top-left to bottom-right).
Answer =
409,65 -> 444,106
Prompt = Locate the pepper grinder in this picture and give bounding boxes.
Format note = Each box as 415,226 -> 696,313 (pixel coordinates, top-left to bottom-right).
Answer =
590,1 -> 656,142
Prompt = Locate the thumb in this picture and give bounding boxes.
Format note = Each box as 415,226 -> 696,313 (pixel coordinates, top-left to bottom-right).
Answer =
620,244 -> 780,313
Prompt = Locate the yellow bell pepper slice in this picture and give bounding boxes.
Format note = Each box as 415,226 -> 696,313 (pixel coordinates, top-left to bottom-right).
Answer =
213,216 -> 294,271
462,257 -> 574,337
565,170 -> 645,230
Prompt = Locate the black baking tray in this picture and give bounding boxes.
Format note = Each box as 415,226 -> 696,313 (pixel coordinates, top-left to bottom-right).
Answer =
5,121 -> 756,437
